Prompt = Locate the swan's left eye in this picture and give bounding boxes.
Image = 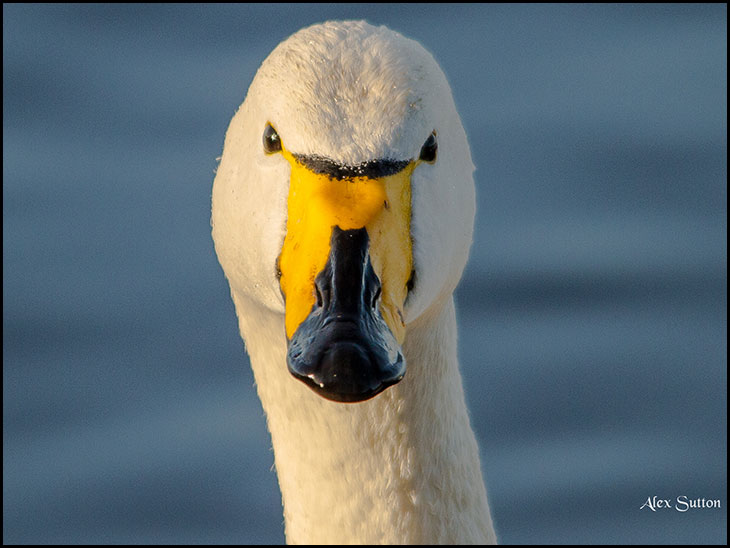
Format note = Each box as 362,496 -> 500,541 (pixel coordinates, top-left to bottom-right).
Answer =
419,132 -> 437,163
263,123 -> 282,154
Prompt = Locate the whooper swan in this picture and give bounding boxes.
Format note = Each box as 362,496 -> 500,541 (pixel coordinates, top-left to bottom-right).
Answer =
212,20 -> 497,545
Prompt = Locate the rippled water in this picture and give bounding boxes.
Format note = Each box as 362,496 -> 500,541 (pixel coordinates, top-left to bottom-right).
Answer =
4,4 -> 726,544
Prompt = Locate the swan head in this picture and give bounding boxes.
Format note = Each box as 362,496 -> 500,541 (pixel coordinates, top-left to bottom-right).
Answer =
212,21 -> 475,403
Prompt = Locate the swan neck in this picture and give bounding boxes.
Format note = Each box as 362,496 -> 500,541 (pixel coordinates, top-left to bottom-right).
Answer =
235,293 -> 496,544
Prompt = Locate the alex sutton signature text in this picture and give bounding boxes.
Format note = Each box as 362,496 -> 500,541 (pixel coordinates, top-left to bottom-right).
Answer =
640,496 -> 722,512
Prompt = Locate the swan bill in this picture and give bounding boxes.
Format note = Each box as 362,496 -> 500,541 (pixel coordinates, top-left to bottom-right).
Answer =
277,151 -> 414,402
286,227 -> 405,402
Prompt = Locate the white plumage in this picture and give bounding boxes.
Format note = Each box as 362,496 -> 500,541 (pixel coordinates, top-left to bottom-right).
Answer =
212,20 -> 496,544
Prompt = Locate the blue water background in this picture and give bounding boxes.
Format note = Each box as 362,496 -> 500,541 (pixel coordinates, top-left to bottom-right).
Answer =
3,4 -> 726,544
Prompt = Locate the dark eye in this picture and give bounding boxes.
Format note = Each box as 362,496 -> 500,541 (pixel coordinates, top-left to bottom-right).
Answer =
419,132 -> 437,163
263,123 -> 282,154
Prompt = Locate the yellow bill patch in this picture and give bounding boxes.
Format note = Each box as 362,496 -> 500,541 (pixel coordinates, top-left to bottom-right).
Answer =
278,147 -> 413,341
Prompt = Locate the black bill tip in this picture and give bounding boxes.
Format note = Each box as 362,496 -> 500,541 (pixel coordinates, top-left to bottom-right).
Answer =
290,340 -> 405,403
285,226 -> 406,403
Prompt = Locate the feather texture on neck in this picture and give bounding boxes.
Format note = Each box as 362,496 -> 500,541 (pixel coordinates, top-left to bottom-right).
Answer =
234,291 -> 496,544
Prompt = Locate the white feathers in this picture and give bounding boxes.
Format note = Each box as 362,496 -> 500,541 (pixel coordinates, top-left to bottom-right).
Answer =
248,21 -> 433,164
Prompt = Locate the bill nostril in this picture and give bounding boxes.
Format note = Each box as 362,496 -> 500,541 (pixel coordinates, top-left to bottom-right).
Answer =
314,275 -> 332,309
315,282 -> 323,308
371,285 -> 381,309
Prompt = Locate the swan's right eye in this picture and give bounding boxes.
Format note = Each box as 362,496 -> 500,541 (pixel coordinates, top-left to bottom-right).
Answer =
263,123 -> 282,154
